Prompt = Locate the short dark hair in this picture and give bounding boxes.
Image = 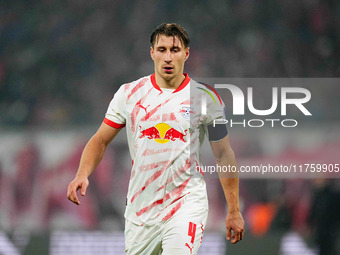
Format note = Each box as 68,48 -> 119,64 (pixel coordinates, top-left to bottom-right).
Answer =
150,23 -> 190,48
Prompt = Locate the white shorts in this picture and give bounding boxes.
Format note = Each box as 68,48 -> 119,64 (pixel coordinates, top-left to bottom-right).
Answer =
125,202 -> 208,255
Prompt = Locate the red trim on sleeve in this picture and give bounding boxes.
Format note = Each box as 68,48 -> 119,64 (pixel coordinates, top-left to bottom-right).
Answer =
103,118 -> 126,128
150,73 -> 191,93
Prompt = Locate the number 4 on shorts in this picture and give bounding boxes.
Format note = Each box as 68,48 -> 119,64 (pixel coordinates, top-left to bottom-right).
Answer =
188,222 -> 197,244
185,222 -> 197,253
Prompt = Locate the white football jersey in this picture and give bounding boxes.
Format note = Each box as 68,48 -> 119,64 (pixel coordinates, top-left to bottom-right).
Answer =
104,73 -> 225,226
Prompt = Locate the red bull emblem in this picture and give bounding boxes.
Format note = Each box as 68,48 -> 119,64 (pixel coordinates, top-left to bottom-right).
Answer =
139,123 -> 187,144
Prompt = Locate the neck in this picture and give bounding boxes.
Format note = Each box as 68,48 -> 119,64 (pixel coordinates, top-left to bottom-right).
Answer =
155,72 -> 185,90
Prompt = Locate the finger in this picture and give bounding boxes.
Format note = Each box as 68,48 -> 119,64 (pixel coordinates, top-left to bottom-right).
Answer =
231,229 -> 243,244
67,184 -> 80,205
231,232 -> 240,244
73,193 -> 80,205
240,224 -> 245,240
67,185 -> 73,201
70,190 -> 80,205
226,227 -> 232,241
240,230 -> 244,240
80,181 -> 88,196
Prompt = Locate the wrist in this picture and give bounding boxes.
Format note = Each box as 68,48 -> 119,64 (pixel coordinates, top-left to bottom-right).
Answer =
228,206 -> 240,214
75,172 -> 88,179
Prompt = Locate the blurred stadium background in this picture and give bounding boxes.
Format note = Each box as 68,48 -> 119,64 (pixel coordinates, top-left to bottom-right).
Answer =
0,0 -> 340,254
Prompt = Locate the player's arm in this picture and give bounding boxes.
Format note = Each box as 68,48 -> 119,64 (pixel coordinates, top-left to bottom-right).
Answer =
210,135 -> 244,244
67,122 -> 122,205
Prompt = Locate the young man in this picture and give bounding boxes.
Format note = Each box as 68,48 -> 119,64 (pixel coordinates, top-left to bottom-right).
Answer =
67,23 -> 244,254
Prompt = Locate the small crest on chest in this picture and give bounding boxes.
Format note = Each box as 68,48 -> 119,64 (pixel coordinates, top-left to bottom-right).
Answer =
179,106 -> 195,119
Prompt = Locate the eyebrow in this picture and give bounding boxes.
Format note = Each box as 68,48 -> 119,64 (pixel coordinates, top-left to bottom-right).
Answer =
156,45 -> 182,50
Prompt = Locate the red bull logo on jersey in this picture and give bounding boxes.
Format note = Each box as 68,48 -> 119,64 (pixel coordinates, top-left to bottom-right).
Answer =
139,123 -> 187,144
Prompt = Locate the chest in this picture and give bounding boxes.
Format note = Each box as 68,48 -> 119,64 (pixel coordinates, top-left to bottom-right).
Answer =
125,88 -> 201,141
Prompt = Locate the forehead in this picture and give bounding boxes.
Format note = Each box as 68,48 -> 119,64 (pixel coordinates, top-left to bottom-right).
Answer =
154,34 -> 184,48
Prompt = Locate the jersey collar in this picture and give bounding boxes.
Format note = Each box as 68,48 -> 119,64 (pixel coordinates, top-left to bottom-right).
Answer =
150,73 -> 190,93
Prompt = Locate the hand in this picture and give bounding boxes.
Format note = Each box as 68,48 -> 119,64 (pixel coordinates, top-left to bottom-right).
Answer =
67,176 -> 89,205
225,210 -> 245,244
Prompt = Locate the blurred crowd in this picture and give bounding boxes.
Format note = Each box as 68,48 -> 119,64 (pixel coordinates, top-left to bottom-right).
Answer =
0,0 -> 339,127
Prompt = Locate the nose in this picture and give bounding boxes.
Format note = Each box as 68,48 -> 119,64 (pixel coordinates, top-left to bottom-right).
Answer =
164,51 -> 172,63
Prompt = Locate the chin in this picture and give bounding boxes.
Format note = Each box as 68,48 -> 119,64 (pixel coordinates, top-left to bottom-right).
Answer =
161,73 -> 175,80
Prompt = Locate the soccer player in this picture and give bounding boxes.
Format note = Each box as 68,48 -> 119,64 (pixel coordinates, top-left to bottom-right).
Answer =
67,23 -> 244,254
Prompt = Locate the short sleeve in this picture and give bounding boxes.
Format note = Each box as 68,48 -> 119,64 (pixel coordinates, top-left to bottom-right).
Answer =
202,85 -> 226,126
199,83 -> 228,141
104,85 -> 127,128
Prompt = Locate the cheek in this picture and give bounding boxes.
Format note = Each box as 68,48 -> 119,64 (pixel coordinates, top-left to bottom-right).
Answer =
177,57 -> 186,65
154,54 -> 163,63
152,57 -> 160,66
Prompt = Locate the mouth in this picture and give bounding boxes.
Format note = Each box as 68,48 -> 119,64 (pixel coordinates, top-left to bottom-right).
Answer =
163,66 -> 174,73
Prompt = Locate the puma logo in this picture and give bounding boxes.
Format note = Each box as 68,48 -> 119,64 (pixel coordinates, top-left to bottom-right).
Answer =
138,103 -> 150,113
185,243 -> 193,254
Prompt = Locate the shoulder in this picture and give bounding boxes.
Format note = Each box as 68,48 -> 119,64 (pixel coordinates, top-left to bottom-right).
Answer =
121,75 -> 151,93
190,80 -> 223,106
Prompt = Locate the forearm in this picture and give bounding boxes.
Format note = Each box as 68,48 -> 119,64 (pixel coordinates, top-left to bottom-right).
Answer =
67,123 -> 120,205
210,135 -> 244,242
219,175 -> 240,213
216,150 -> 240,212
76,135 -> 108,178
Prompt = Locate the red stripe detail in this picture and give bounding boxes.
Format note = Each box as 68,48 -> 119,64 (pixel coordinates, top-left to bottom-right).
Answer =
124,83 -> 131,92
150,73 -> 190,93
170,194 -> 186,205
130,160 -> 172,203
140,160 -> 169,171
142,148 -> 182,156
131,87 -> 153,132
162,199 -> 184,221
136,177 -> 191,217
130,170 -> 135,180
141,98 -> 171,121
201,83 -> 223,106
131,100 -> 141,131
127,77 -> 148,100
162,112 -> 178,122
103,118 -> 126,128
156,158 -> 190,192
180,99 -> 191,105
136,197 -> 164,217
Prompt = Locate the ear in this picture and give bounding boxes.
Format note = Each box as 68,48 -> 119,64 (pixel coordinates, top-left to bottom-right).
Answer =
184,47 -> 190,61
150,46 -> 154,60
